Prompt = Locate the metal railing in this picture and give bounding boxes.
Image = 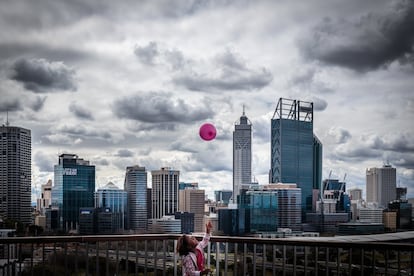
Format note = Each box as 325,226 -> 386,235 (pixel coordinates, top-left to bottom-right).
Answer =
1,234 -> 413,275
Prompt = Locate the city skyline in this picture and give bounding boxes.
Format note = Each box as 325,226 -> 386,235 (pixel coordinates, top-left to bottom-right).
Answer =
0,0 -> 413,201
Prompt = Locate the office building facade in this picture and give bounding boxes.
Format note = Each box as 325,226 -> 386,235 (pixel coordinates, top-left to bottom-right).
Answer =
270,98 -> 322,214
151,167 -> 179,219
179,188 -> 205,232
124,166 -> 147,231
239,183 -> 302,233
233,109 -> 252,203
95,182 -> 127,232
214,190 -> 233,205
52,154 -> 95,231
37,179 -> 52,216
0,125 -> 31,225
366,165 -> 396,208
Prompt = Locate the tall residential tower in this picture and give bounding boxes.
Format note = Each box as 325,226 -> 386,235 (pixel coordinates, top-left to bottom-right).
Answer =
0,124 -> 31,225
151,167 -> 179,219
366,164 -> 396,208
233,108 -> 252,203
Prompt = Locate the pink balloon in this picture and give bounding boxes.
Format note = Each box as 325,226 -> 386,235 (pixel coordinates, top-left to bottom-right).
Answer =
199,123 -> 216,141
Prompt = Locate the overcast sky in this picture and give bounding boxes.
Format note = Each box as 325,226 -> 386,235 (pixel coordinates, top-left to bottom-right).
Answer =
1,0 -> 413,201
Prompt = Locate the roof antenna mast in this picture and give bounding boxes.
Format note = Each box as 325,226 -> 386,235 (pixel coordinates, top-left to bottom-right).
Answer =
6,110 -> 10,126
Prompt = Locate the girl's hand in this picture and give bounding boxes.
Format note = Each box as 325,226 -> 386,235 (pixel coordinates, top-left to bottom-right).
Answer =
206,221 -> 212,234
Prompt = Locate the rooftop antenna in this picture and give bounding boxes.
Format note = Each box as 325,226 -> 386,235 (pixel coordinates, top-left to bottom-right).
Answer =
6,110 -> 10,126
242,104 -> 246,116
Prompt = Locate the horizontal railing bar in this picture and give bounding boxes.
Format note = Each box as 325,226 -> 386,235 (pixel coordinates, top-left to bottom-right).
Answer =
1,234 -> 414,252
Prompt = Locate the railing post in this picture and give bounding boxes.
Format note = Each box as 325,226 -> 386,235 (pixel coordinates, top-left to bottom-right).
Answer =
282,245 -> 286,276
86,242 -> 89,276
263,244 -> 266,276
106,241 -> 109,276
224,242 -> 228,275
144,240 -> 148,275
234,242 -> 238,276
96,241 -> 99,276
174,239 -> 178,276
293,245 -> 296,276
126,240 -> 129,275
243,243 -> 247,276
361,248 -> 364,276
215,241 -> 220,276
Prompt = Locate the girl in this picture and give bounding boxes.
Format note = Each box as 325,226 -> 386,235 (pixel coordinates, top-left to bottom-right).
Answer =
177,221 -> 212,276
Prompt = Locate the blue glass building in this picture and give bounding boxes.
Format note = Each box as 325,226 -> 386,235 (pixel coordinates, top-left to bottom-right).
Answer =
124,166 -> 148,231
52,154 -> 95,231
270,98 -> 322,214
95,182 -> 127,232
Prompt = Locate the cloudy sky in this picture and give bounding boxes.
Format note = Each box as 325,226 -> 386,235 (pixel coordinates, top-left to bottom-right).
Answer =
1,0 -> 413,201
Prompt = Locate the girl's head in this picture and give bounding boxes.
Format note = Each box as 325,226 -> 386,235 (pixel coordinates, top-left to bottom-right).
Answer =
177,234 -> 199,256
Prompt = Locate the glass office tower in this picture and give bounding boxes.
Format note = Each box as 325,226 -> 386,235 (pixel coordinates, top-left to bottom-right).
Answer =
52,154 -> 95,231
124,166 -> 148,231
0,124 -> 31,225
95,182 -> 127,232
270,98 -> 322,214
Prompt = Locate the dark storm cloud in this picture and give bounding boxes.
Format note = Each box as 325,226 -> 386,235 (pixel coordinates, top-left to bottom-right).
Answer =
10,58 -> 77,93
29,96 -> 47,112
42,125 -> 114,145
174,49 -> 273,92
69,102 -> 94,120
34,151 -> 55,172
331,146 -> 382,162
367,133 -> 414,153
134,42 -> 159,65
0,97 -> 22,112
300,0 -> 414,71
134,41 -> 187,70
113,92 -> 214,123
392,155 -> 414,169
116,149 -> 134,157
0,0 -> 106,31
311,97 -> 328,111
328,127 -> 352,144
164,49 -> 186,70
174,67 -> 272,92
0,42 -> 89,64
288,68 -> 334,94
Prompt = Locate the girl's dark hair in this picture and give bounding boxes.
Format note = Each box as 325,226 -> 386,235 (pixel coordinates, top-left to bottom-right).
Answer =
177,234 -> 191,256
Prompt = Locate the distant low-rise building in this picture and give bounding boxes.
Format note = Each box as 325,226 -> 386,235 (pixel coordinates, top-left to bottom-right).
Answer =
148,216 -> 181,234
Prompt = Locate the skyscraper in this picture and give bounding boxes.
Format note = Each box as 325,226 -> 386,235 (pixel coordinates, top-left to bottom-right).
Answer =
52,154 -> 95,231
233,107 -> 252,203
95,182 -> 127,232
179,186 -> 205,232
151,167 -> 179,219
36,179 -> 52,215
124,166 -> 147,231
270,98 -> 322,214
0,124 -> 31,225
366,164 -> 396,208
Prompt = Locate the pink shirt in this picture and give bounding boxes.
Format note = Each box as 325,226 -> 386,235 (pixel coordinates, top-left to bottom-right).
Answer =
181,233 -> 210,276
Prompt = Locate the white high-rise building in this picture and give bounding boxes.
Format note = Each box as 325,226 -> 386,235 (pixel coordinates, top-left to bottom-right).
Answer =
348,188 -> 363,201
233,108 -> 252,203
0,124 -> 31,225
124,166 -> 147,231
37,179 -> 52,215
366,165 -> 396,208
151,167 -> 179,219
